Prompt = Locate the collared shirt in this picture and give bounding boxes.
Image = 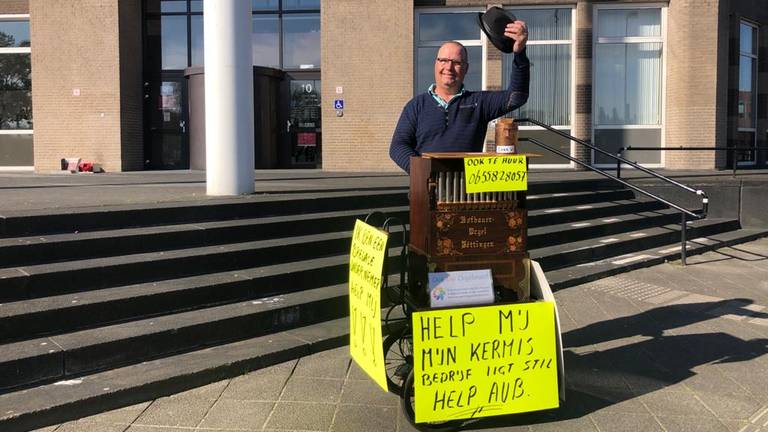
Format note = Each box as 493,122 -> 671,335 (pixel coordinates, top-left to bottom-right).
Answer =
428,84 -> 465,109
389,49 -> 530,173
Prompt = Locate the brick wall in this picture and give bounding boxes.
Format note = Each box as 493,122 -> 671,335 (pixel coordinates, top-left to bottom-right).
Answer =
664,0 -> 721,169
29,0 -> 126,172
321,0 -> 413,172
0,0 -> 28,14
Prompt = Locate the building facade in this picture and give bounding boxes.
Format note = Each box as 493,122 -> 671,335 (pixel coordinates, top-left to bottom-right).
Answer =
0,0 -> 765,172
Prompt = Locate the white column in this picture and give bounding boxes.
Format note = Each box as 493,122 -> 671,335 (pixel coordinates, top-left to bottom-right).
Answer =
204,0 -> 254,195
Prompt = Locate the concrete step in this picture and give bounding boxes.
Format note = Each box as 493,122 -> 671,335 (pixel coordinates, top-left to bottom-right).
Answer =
0,254 -> 353,342
0,205 -> 408,268
0,284 -> 350,391
0,229 -> 382,302
0,317 -> 351,432
0,193 -> 657,271
0,205 -> 681,342
527,198 -> 668,228
546,227 -> 768,290
531,218 -> 741,271
0,189 -> 409,238
528,207 -> 681,249
527,188 -> 635,210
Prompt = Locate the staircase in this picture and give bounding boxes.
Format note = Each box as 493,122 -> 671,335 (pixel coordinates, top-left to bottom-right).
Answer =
0,176 -> 764,431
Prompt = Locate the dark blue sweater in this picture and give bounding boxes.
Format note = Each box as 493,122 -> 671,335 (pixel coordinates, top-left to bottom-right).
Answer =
389,51 -> 530,173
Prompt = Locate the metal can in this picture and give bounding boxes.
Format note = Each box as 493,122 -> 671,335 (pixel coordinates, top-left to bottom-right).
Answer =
495,118 -> 518,154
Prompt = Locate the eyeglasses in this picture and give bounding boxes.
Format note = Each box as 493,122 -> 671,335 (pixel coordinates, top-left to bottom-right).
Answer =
436,57 -> 466,67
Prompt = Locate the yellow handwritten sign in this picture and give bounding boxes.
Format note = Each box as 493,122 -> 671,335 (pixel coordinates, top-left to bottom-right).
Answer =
349,219 -> 389,391
463,155 -> 527,193
412,302 -> 558,423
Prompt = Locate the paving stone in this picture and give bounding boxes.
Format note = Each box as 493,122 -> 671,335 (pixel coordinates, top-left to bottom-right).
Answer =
292,345 -> 351,379
280,376 -> 344,403
639,390 -> 711,417
55,421 -> 128,432
170,380 -> 228,401
528,416 -> 599,432
264,401 -> 335,431
133,396 -> 215,427
339,377 -> 398,407
683,370 -> 748,397
331,404 -> 397,432
126,426 -> 181,432
197,399 -> 273,430
696,392 -> 765,421
70,402 -> 150,425
655,415 -> 730,432
29,427 -> 57,432
590,411 -> 664,432
219,360 -> 296,401
620,369 -> 686,394
719,419 -> 752,432
576,390 -> 648,415
346,359 -> 371,381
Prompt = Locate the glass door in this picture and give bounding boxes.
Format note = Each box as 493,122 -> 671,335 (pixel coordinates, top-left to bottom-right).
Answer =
144,74 -> 189,169
283,73 -> 321,168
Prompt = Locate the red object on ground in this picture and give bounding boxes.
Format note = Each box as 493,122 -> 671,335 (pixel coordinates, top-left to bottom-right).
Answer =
78,161 -> 93,172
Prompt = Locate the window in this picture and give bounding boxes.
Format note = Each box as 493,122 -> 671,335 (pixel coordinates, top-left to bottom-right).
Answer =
160,15 -> 187,69
0,15 -> 32,168
593,6 -> 664,166
251,15 -> 279,68
282,13 -> 320,69
415,9 -> 483,94
148,0 -> 320,71
736,21 -> 758,164
502,7 -> 573,166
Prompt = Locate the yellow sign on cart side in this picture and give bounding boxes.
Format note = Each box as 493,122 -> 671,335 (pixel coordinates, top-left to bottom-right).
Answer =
463,155 -> 528,193
348,219 -> 389,392
412,302 -> 559,423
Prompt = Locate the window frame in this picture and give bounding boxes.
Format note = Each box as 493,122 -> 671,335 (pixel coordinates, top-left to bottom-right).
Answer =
148,0 -> 320,71
502,5 -> 575,169
0,14 -> 33,171
414,7 -> 485,95
592,3 -> 667,169
736,19 -> 758,166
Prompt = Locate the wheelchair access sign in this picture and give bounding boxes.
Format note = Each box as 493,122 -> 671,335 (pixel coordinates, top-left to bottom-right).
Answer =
334,99 -> 344,110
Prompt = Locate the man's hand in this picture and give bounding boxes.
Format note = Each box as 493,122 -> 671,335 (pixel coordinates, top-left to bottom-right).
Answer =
504,20 -> 528,54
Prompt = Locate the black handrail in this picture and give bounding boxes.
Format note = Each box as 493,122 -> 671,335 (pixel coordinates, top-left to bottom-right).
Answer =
516,117 -> 709,266
616,146 -> 768,178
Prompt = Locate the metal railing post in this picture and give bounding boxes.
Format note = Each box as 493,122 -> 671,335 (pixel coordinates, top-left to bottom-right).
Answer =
680,212 -> 687,266
616,148 -> 623,178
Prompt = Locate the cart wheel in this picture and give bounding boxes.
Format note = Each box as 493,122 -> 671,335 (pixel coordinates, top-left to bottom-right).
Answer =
383,326 -> 413,395
401,369 -> 460,432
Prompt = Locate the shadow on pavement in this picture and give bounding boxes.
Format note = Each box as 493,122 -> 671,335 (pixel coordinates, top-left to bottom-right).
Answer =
459,299 -> 768,430
685,245 -> 768,264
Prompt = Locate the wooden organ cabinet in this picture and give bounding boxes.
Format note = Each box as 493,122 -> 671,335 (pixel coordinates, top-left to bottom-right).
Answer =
408,153 -> 530,306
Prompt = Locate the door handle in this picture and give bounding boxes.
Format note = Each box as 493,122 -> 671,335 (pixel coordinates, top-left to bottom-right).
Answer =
286,120 -> 292,133
180,120 -> 186,133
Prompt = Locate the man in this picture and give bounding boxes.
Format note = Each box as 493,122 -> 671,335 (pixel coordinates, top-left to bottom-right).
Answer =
389,21 -> 529,173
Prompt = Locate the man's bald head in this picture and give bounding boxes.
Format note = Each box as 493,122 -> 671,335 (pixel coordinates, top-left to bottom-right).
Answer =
439,41 -> 468,64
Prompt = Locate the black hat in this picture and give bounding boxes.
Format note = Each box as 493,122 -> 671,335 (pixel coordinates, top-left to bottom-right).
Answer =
477,6 -> 517,54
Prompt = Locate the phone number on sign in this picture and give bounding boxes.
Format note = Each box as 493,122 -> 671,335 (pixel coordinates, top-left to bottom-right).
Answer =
467,170 -> 527,185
